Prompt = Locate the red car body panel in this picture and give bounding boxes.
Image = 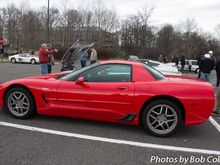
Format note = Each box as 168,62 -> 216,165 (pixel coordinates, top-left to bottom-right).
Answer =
0,60 -> 215,126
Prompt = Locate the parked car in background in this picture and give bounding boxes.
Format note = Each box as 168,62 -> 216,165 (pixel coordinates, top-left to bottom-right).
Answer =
138,59 -> 182,76
8,53 -> 39,64
125,55 -> 139,61
179,59 -> 199,73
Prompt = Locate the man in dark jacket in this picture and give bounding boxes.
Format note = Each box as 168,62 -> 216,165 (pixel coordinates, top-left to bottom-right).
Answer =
38,43 -> 58,74
199,54 -> 214,82
216,60 -> 220,87
180,55 -> 185,72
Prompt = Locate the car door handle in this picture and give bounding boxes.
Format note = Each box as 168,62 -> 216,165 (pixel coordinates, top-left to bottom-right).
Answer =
117,86 -> 128,90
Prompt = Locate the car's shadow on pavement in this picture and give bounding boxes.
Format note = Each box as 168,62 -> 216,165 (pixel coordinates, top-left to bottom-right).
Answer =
0,110 -> 214,144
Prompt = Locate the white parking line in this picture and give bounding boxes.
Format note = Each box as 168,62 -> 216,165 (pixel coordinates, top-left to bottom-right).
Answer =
0,121 -> 220,155
0,122 -> 220,155
209,117 -> 220,132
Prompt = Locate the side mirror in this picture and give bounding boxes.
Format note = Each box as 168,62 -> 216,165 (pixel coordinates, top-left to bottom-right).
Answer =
75,76 -> 85,85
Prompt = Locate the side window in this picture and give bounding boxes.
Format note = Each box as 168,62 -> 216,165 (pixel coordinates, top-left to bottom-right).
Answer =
149,61 -> 159,66
192,61 -> 198,65
20,54 -> 27,57
26,54 -> 30,57
79,64 -> 132,82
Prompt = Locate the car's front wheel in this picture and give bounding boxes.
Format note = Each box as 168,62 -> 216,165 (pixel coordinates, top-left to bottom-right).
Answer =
5,87 -> 35,119
141,100 -> 182,137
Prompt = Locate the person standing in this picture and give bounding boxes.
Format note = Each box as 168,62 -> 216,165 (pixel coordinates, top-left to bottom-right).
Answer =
163,56 -> 168,63
175,55 -> 179,67
216,59 -> 220,87
209,50 -> 216,67
180,55 -> 186,72
171,56 -> 175,63
90,47 -> 97,64
38,43 -> 58,75
80,48 -> 88,68
199,54 -> 214,82
158,55 -> 163,63
48,54 -> 55,73
47,44 -> 55,74
188,59 -> 192,72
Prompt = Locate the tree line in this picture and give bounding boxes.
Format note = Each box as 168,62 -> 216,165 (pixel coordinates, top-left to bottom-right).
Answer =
0,0 -> 220,60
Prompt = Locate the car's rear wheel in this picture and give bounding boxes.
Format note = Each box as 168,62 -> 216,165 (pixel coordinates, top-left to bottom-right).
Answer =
5,87 -> 35,119
11,58 -> 16,63
30,59 -> 36,64
141,100 -> 182,137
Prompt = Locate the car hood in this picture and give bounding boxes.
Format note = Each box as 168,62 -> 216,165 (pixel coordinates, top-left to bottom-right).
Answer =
25,71 -> 71,80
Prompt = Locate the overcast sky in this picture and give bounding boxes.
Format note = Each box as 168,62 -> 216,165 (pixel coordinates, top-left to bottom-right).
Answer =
1,0 -> 220,34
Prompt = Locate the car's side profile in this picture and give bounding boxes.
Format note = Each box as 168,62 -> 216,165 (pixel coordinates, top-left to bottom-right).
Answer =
8,53 -> 39,64
0,60 -> 215,137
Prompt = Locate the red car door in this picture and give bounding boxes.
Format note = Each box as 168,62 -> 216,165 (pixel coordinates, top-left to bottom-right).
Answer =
56,64 -> 135,122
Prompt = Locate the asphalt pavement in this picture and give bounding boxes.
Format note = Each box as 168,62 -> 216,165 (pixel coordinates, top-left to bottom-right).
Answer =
0,63 -> 220,165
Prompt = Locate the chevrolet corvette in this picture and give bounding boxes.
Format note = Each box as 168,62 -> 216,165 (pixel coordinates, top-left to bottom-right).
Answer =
0,60 -> 215,137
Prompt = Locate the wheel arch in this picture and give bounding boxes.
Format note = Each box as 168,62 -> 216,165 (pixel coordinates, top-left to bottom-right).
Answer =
138,95 -> 185,126
3,84 -> 36,111
11,57 -> 16,62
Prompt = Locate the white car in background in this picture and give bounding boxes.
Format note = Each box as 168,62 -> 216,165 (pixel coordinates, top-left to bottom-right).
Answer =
8,53 -> 39,64
184,59 -> 199,73
177,59 -> 199,73
139,59 -> 182,76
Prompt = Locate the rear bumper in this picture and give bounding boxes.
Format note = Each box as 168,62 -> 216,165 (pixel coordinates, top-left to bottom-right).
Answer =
184,97 -> 215,126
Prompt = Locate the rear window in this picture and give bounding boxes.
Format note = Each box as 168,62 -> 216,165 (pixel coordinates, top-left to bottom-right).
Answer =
142,64 -> 165,80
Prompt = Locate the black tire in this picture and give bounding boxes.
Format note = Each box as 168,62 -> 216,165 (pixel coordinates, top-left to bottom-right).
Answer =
141,100 -> 182,137
11,58 -> 16,63
4,87 -> 35,119
30,59 -> 36,64
195,68 -> 199,74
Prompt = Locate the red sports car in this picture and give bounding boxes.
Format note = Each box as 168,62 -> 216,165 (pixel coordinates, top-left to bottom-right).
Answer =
0,60 -> 215,137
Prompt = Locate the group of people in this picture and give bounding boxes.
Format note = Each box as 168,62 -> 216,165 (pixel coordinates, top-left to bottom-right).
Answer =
158,54 -> 168,63
197,50 -> 220,115
80,47 -> 97,68
38,43 -> 98,74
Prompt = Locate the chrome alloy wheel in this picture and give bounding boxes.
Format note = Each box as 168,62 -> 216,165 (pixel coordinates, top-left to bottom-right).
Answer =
146,104 -> 178,135
7,91 -> 30,117
31,59 -> 36,64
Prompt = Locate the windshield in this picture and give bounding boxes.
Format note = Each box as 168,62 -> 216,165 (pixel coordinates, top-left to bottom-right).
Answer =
59,63 -> 99,81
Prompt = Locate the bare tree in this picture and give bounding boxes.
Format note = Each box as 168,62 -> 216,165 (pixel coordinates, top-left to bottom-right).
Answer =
90,0 -> 119,47
121,6 -> 155,56
156,24 -> 175,58
178,18 -> 198,33
215,24 -> 220,40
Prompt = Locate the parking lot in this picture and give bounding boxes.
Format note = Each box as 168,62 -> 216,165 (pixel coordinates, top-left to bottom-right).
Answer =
0,63 -> 220,165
